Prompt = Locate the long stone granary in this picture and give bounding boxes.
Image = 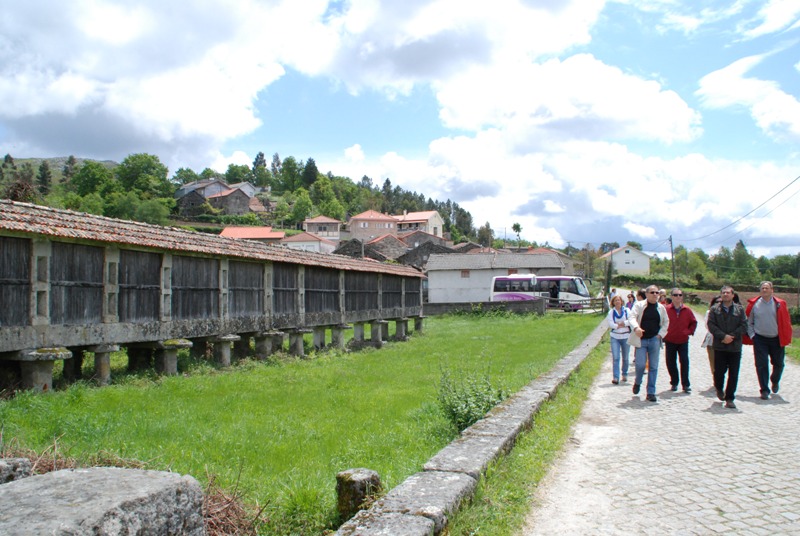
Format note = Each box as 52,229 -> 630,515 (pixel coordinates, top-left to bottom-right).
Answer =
0,200 -> 425,390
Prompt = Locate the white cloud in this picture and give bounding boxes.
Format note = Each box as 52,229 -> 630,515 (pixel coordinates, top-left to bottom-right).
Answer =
436,54 -> 701,144
623,221 -> 656,238
345,144 -> 366,163
740,0 -> 800,39
698,54 -> 800,142
543,200 -> 566,213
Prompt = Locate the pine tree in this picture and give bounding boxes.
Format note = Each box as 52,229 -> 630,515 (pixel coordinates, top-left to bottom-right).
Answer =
37,161 -> 52,195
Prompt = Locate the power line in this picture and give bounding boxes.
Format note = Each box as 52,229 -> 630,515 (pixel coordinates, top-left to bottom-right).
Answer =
676,174 -> 800,243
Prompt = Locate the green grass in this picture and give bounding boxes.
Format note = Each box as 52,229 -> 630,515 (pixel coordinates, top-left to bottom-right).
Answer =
446,335 -> 608,535
0,312 -> 601,535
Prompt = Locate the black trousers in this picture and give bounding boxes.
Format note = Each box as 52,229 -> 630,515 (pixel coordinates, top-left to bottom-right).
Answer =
665,341 -> 690,389
714,350 -> 742,401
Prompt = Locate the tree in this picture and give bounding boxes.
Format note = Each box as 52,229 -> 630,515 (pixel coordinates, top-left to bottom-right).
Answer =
134,199 -> 170,225
62,155 -> 77,183
477,221 -> 494,247
199,168 -> 224,181
599,242 -> 620,254
290,188 -> 313,225
173,167 -> 200,185
711,246 -> 733,279
105,191 -> 141,221
224,163 -> 254,185
272,199 -> 291,228
626,241 -> 643,250
270,153 -> 282,178
301,157 -> 319,189
732,239 -> 759,284
512,222 -> 522,247
37,161 -> 52,195
71,161 -> 116,197
278,156 -> 301,193
18,162 -> 35,185
252,151 -> 271,188
115,153 -> 172,199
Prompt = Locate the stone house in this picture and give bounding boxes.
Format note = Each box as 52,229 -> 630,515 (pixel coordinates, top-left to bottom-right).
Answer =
347,210 -> 398,241
207,188 -> 251,215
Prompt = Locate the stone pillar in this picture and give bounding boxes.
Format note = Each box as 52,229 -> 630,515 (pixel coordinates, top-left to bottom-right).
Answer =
395,318 -> 408,341
154,340 -> 192,376
212,335 -> 240,367
331,325 -> 352,350
15,348 -> 71,392
336,468 -> 382,522
289,329 -> 311,357
313,327 -> 327,350
233,335 -> 252,361
370,320 -> 388,348
90,344 -> 119,387
353,323 -> 365,342
254,331 -> 285,359
414,316 -> 425,334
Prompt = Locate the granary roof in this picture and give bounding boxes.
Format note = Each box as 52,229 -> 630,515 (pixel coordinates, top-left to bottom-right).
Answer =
0,200 -> 422,278
281,232 -> 337,246
425,252 -> 564,271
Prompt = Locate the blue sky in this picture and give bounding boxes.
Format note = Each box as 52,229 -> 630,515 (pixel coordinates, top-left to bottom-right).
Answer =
1,0 -> 800,258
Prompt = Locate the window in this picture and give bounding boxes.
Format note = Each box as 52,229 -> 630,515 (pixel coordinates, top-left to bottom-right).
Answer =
461,270 -> 470,278
360,222 -> 368,228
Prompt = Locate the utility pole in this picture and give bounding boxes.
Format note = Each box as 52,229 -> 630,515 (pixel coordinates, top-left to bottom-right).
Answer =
669,235 -> 676,288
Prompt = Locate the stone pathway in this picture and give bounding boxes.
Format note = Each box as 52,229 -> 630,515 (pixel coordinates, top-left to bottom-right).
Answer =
520,311 -> 800,535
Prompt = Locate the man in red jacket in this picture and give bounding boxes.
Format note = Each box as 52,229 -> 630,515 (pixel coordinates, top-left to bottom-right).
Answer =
745,281 -> 793,399
664,288 -> 698,393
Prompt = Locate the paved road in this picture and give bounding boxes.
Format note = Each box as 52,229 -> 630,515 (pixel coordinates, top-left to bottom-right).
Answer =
520,311 -> 800,535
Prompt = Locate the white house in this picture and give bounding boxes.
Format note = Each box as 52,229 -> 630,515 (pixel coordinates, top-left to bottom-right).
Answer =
598,245 -> 651,276
425,252 -> 565,303
280,231 -> 337,254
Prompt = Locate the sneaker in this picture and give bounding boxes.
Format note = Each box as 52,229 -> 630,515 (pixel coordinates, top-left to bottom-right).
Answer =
772,382 -> 779,394
621,375 -> 628,382
646,394 -> 658,402
760,391 -> 769,400
633,383 -> 641,395
725,400 -> 736,409
612,379 -> 619,385
684,387 -> 692,394
670,385 -> 678,392
716,388 -> 725,401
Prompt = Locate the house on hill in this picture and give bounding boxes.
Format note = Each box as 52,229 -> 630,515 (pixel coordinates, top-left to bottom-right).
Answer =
347,210 -> 398,241
598,245 -> 651,276
280,231 -> 337,254
303,215 -> 341,241
425,252 -> 565,303
394,210 -> 445,237
219,226 -> 285,244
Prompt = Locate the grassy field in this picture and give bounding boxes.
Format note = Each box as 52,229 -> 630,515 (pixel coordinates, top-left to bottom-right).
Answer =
0,312 -> 602,534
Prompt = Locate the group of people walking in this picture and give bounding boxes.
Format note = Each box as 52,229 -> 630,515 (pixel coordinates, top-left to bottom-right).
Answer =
606,282 -> 792,408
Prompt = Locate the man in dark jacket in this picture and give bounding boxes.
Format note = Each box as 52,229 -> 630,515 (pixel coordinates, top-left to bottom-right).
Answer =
707,285 -> 748,409
745,281 -> 793,399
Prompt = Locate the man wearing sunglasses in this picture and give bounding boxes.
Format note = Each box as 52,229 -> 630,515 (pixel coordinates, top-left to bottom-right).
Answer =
628,285 -> 670,402
664,288 -> 698,393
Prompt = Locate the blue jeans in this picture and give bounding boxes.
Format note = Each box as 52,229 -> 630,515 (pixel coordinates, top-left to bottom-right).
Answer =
610,337 -> 630,381
753,334 -> 785,394
635,337 -> 661,395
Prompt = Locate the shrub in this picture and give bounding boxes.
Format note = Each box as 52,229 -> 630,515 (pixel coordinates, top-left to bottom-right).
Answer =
437,368 -> 509,432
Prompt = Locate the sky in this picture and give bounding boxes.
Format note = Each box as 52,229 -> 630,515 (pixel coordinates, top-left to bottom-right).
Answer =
2,0 -> 800,259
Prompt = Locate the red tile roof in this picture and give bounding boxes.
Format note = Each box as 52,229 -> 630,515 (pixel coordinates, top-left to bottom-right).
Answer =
0,200 -> 422,277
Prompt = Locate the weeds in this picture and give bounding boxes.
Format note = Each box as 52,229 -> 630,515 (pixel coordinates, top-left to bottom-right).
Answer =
437,368 -> 509,432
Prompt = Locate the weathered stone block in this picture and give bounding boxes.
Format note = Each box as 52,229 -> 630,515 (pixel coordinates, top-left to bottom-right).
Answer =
337,510 -> 434,536
0,467 -> 205,535
336,468 -> 382,521
0,458 -> 32,484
